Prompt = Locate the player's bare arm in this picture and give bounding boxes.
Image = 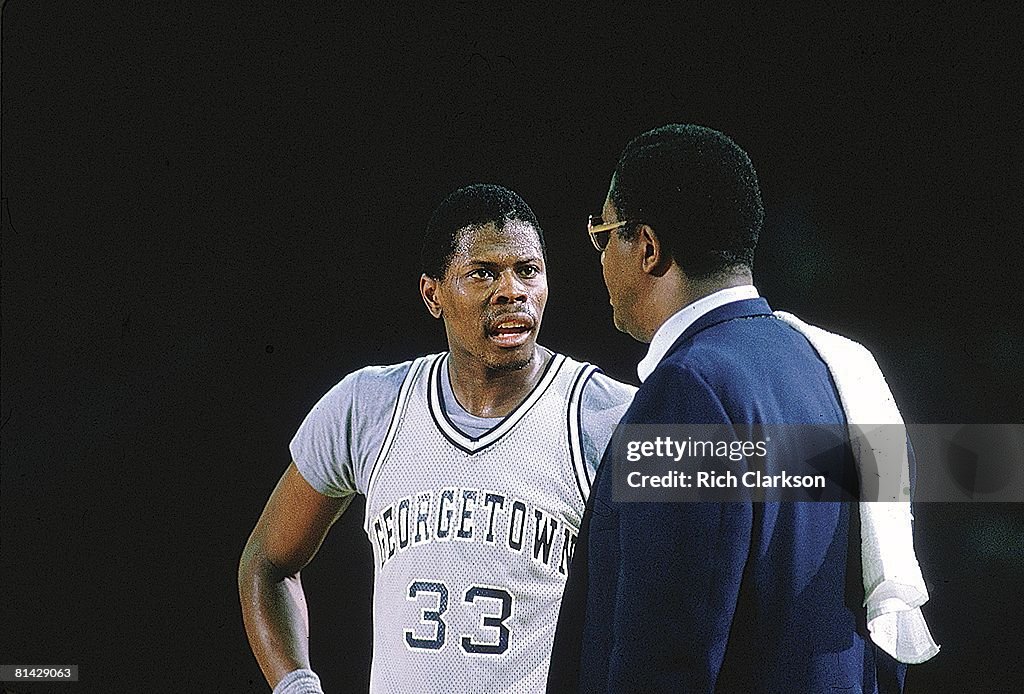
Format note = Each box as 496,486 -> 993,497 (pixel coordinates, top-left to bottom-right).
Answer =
239,463 -> 354,688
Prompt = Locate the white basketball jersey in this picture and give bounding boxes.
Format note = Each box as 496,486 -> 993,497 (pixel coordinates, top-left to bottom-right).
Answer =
363,352 -> 596,694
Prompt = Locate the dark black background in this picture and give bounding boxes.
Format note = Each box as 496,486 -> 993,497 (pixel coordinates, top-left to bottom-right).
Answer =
2,3 -> 1022,692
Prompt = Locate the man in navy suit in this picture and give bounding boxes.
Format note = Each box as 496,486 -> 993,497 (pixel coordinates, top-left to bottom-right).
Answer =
547,124 -> 905,692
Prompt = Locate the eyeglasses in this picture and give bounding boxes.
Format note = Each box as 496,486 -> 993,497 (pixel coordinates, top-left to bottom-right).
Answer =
587,214 -> 635,252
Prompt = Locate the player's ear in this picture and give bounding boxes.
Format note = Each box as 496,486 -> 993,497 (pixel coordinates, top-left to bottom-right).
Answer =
420,274 -> 444,319
638,224 -> 673,277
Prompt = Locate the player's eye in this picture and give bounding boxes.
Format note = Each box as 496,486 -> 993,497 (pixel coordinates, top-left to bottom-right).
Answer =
468,268 -> 495,280
517,265 -> 540,279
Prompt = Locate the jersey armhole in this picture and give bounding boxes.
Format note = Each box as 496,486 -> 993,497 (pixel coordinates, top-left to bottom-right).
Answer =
567,363 -> 599,504
363,356 -> 430,532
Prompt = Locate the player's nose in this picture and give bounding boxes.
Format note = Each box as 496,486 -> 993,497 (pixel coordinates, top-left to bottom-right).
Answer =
492,269 -> 528,304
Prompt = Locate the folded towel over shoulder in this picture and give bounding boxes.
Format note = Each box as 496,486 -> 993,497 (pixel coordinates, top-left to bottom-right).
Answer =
774,310 -> 940,664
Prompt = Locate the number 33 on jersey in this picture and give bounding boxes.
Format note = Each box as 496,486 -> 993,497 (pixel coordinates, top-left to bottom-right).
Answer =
363,353 -> 623,693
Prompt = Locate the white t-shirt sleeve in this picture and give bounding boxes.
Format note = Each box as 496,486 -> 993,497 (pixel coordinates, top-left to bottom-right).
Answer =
289,362 -> 412,497
579,371 -> 637,479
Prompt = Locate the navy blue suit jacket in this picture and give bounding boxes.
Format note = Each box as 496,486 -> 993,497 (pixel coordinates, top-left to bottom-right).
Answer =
547,298 -> 905,693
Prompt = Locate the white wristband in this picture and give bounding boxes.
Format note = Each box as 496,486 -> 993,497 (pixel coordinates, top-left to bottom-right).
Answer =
272,668 -> 324,694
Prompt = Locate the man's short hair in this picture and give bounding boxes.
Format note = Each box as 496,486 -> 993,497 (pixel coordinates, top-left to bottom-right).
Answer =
610,124 -> 764,280
421,184 -> 545,280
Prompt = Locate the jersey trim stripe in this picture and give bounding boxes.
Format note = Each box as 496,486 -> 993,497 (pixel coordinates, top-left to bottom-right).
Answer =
364,356 -> 428,528
567,363 -> 597,503
427,352 -> 567,455
363,351 -> 592,693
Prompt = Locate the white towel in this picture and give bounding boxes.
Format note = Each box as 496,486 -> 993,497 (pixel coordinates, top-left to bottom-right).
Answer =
774,310 -> 940,664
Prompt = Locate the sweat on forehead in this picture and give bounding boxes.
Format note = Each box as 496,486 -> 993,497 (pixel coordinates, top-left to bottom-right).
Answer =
420,184 -> 546,279
450,220 -> 544,261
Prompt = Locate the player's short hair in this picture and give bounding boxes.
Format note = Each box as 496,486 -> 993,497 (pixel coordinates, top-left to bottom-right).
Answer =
610,124 -> 763,280
421,184 -> 545,280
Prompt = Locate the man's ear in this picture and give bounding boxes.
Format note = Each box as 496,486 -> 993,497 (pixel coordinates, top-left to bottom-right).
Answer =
420,274 -> 444,319
637,225 -> 674,277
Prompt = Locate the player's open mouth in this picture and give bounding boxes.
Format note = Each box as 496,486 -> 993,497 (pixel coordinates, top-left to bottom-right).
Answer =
487,314 -> 535,348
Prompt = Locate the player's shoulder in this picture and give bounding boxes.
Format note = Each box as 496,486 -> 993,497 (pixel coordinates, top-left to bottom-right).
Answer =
322,353 -> 439,408
547,350 -> 637,409
584,370 -> 638,407
346,356 -> 421,387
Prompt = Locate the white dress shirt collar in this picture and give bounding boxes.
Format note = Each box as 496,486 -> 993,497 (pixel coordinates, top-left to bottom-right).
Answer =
636,285 -> 760,383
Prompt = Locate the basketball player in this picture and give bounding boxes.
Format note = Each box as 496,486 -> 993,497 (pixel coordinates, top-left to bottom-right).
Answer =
239,184 -> 636,694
